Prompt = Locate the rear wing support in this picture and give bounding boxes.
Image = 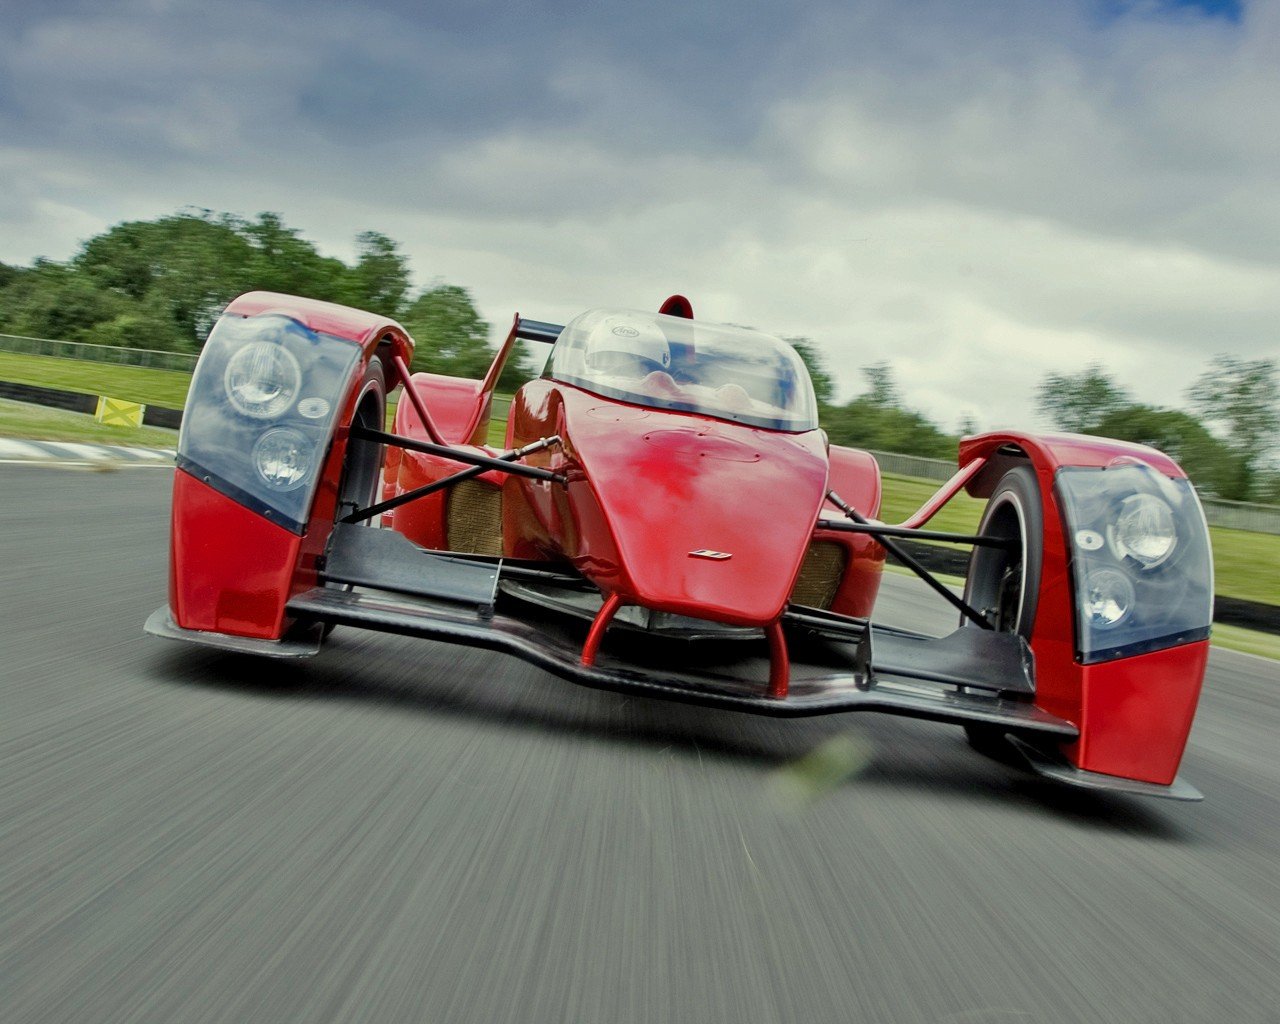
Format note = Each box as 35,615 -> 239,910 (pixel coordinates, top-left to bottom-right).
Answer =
515,318 -> 564,344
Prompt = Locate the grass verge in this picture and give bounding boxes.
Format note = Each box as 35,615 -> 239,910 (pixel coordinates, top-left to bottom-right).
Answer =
1209,624 -> 1280,660
0,351 -> 193,409
0,398 -> 178,448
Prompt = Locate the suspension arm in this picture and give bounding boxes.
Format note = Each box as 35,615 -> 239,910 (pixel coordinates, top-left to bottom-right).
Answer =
827,490 -> 992,630
349,425 -> 567,485
817,519 -> 1016,549
341,435 -> 564,525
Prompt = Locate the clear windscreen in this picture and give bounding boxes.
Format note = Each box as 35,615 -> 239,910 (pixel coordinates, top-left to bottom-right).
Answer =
546,309 -> 819,431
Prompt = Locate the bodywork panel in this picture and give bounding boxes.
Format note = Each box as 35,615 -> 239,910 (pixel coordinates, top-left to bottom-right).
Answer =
508,381 -> 831,626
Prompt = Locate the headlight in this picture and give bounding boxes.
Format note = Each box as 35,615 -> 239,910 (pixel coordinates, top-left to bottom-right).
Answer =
1083,568 -> 1134,630
178,314 -> 361,532
1056,464 -> 1212,663
252,428 -> 314,490
224,341 -> 302,419
1108,493 -> 1177,569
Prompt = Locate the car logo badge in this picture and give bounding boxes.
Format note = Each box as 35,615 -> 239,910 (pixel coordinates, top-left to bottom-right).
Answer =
689,549 -> 732,560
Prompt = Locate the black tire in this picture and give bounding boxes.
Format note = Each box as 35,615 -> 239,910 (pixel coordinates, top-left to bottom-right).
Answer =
335,357 -> 387,521
322,357 -> 386,638
961,464 -> 1043,757
963,463 -> 1042,638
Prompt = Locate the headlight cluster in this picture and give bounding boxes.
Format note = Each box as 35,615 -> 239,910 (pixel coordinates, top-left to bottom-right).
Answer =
251,427 -> 315,491
224,342 -> 303,420
1056,463 -> 1213,663
1109,492 -> 1178,569
177,314 -> 361,532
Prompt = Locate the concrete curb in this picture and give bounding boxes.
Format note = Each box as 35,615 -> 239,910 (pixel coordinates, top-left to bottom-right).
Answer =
0,437 -> 175,466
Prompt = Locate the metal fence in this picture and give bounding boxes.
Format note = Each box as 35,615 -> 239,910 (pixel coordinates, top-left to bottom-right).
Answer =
867,450 -> 956,483
868,449 -> 1280,535
1201,497 -> 1280,535
0,333 -> 198,372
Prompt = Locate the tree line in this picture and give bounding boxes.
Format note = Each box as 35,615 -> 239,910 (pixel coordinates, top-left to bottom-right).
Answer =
1033,361 -> 1278,502
1,210 -> 1275,499
0,209 -> 536,389
796,344 -> 1278,502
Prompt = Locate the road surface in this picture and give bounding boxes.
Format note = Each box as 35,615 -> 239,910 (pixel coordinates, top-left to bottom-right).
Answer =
2,464 -> 1277,1023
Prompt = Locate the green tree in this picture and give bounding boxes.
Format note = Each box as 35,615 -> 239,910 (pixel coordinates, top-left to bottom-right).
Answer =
401,283 -> 538,390
496,338 -> 541,393
402,284 -> 494,378
1253,470 -> 1280,504
75,211 -> 253,344
1091,404 -> 1248,499
824,400 -> 956,458
241,212 -> 350,301
861,361 -> 901,408
344,231 -> 410,318
0,260 -> 134,342
1035,364 -> 1131,433
66,211 -> 428,348
784,336 -> 834,405
822,362 -> 956,458
0,260 -> 22,291
1186,356 -> 1279,499
5,211 -> 443,351
80,286 -> 187,351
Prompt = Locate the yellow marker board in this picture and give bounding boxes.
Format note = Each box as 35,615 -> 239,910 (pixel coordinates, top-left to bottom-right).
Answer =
95,396 -> 146,428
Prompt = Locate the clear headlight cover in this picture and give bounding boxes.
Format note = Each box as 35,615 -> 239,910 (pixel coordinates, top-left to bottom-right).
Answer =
224,342 -> 303,419
1109,492 -> 1177,568
178,314 -> 362,532
1056,463 -> 1213,663
1083,567 -> 1136,631
252,427 -> 315,491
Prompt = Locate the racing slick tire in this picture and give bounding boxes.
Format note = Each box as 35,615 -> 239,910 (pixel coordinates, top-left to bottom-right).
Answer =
335,356 -> 387,521
322,356 -> 386,637
960,464 -> 1043,761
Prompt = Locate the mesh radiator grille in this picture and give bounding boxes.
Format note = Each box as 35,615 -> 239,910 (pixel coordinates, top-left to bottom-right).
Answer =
446,480 -> 504,556
790,541 -> 847,609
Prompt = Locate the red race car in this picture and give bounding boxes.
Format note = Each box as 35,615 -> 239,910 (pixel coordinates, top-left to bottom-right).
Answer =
147,292 -> 1214,800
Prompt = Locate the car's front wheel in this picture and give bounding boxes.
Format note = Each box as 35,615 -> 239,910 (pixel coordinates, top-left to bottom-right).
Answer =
961,463 -> 1043,758
321,357 -> 386,638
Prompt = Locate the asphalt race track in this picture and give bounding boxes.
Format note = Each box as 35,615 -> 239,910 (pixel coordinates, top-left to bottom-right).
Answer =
2,463 -> 1278,1024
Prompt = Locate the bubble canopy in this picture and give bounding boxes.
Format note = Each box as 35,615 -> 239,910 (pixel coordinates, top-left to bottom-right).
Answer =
545,309 -> 820,432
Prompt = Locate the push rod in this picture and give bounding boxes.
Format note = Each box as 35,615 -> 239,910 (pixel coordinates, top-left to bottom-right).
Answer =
818,519 -> 1016,549
341,436 -> 564,525
349,425 -> 566,484
827,490 -> 992,630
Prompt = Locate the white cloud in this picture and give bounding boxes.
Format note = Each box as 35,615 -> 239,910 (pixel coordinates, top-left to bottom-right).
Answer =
1,0 -> 1276,438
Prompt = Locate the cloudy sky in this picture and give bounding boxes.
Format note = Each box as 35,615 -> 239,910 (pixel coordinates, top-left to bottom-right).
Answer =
1,0 -> 1274,431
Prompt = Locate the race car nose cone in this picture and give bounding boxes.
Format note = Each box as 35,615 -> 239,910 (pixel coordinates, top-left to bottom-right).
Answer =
564,399 -> 830,627
642,429 -> 762,463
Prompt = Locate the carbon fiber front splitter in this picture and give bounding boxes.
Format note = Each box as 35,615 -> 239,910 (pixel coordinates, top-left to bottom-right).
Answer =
281,585 -> 1076,736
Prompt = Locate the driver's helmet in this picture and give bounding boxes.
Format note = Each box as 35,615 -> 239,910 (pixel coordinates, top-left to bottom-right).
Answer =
583,313 -> 671,379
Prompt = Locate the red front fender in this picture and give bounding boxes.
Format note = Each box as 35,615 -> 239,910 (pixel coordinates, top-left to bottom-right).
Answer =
169,292 -> 411,641
959,430 -> 1207,785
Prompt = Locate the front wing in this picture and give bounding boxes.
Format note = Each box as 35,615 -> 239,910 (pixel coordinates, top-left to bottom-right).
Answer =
148,522 -> 1205,800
